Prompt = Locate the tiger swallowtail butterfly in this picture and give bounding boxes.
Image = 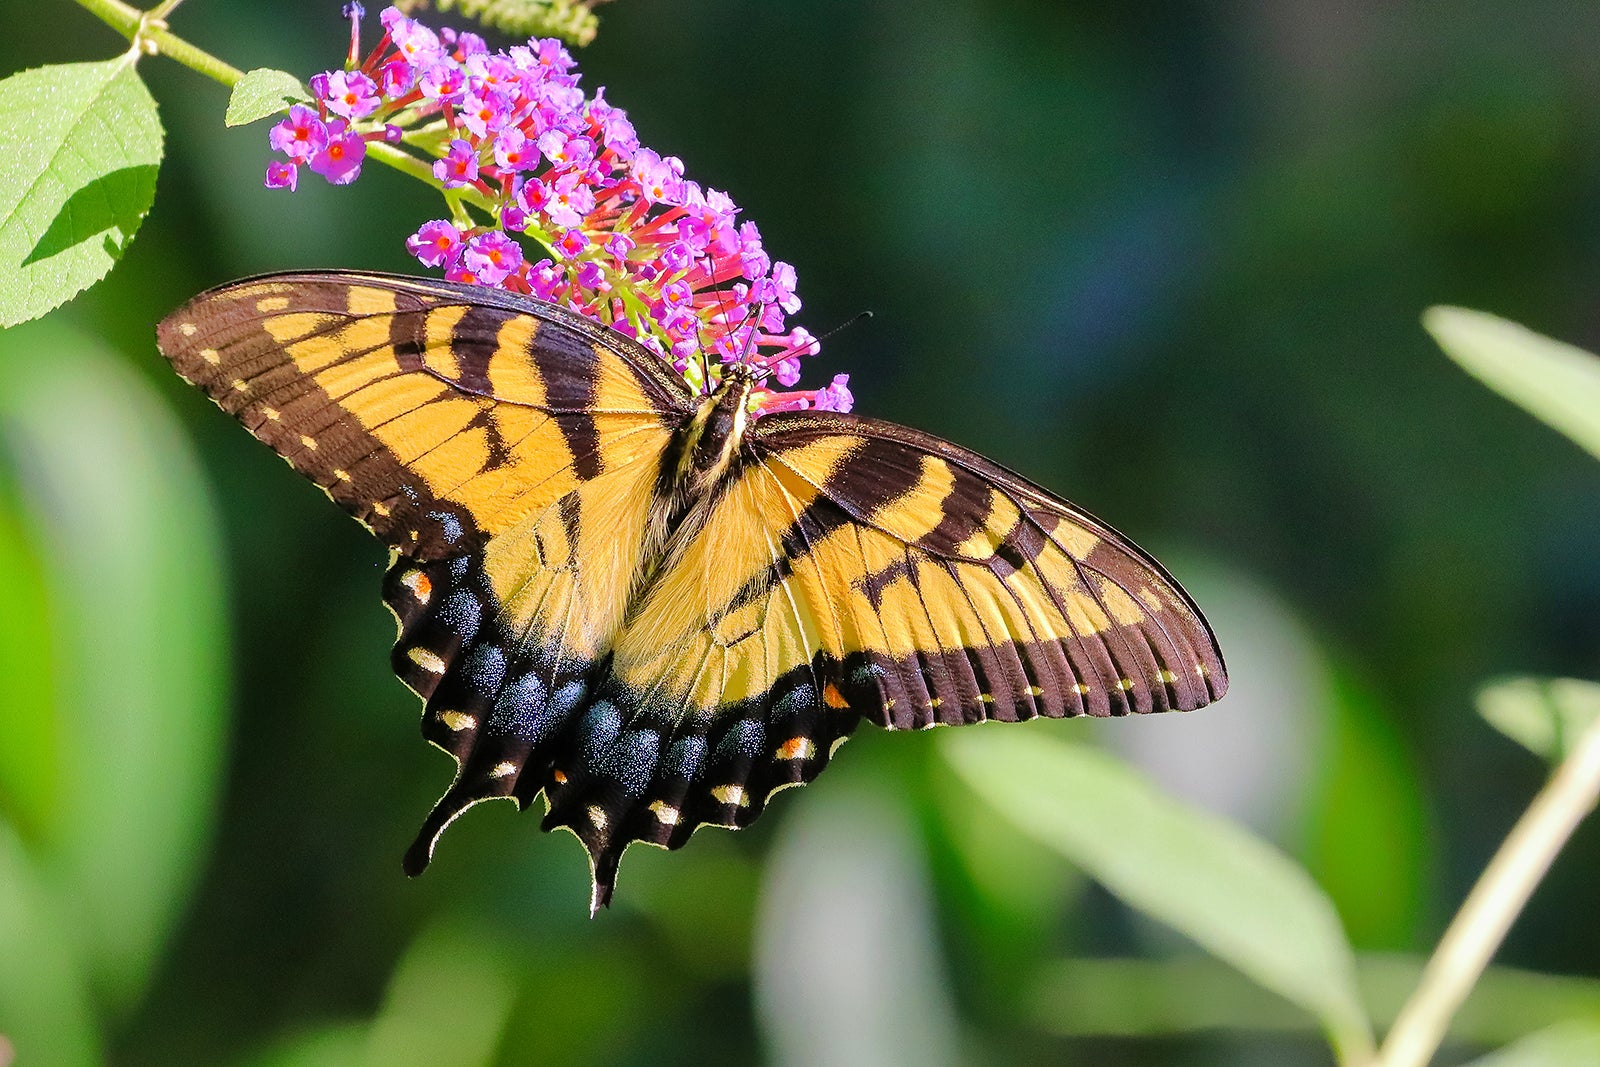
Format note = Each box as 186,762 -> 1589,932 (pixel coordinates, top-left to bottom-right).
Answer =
157,272 -> 1227,914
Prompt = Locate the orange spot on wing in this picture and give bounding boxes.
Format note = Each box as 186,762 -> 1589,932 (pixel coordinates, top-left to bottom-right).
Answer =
777,737 -> 815,760
823,683 -> 850,709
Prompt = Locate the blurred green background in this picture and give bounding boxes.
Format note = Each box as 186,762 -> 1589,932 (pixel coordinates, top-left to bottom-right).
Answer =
3,1 -> 1600,1064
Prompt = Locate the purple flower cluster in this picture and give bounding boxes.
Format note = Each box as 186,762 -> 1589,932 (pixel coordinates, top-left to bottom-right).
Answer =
265,3 -> 850,415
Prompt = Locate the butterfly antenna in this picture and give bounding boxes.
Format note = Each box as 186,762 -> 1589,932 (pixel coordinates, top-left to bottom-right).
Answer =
813,310 -> 873,348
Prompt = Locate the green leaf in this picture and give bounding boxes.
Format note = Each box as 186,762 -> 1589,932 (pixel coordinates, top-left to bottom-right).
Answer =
360,923 -> 517,1067
225,68 -> 310,127
1464,1022 -> 1600,1067
0,475 -> 60,844
0,319 -> 230,1015
1424,306 -> 1600,463
1302,667 -> 1428,950
240,1024 -> 369,1067
1477,678 -> 1600,762
1021,953 -> 1600,1046
943,729 -> 1374,1063
0,58 -> 163,327
0,825 -> 100,1067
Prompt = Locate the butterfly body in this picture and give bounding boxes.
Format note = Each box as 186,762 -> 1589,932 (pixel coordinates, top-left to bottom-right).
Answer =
156,272 -> 1227,913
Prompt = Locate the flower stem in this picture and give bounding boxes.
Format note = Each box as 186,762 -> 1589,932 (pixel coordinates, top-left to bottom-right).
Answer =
1377,717 -> 1600,1067
366,143 -> 496,216
73,0 -> 242,86
70,0 -> 493,203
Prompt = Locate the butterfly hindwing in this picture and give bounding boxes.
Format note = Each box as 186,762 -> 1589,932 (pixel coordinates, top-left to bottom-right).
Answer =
567,412 -> 1227,894
753,413 -> 1228,722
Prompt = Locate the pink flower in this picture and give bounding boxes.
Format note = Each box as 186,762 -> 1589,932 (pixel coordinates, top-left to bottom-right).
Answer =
545,170 -> 596,227
268,6 -> 832,416
631,148 -> 685,205
603,232 -> 635,262
769,261 -> 801,313
814,374 -> 853,412
379,59 -> 415,97
433,139 -> 479,188
313,69 -> 380,120
537,131 -> 596,170
264,160 -> 298,191
458,89 -> 506,139
385,11 -> 442,66
460,231 -> 522,285
555,228 -> 589,259
493,129 -> 535,172
307,119 -> 366,184
772,356 -> 802,387
268,105 -> 326,163
418,58 -> 465,101
738,221 -> 769,280
405,219 -> 461,268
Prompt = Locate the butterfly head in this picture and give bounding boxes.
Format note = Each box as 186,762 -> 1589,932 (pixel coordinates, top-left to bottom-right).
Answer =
678,370 -> 755,492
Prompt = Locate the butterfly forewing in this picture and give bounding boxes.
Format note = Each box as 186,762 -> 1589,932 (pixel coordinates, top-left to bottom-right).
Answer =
156,273 -> 690,556
157,272 -> 692,888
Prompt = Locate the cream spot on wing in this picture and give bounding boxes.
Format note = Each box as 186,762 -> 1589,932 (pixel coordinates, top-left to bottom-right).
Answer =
408,647 -> 446,673
230,379 -> 248,392
489,761 -> 517,778
256,296 -> 291,313
371,501 -> 392,518
1157,668 -> 1177,684
711,784 -> 748,807
649,801 -> 680,825
200,347 -> 220,364
438,709 -> 475,731
1196,662 -> 1210,677
1116,678 -> 1135,692
1026,685 -> 1044,697
1073,683 -> 1092,695
299,434 -> 319,451
978,693 -> 996,704
333,468 -> 352,483
587,805 -> 608,830
179,322 -> 197,337
261,406 -> 281,421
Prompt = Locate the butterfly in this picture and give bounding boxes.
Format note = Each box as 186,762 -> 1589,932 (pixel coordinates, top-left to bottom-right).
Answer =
156,272 -> 1227,913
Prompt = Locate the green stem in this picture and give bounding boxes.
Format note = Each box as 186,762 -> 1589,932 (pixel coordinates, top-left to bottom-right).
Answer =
73,0 -> 242,85
1377,715 -> 1600,1067
70,0 -> 483,205
365,143 -> 496,218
